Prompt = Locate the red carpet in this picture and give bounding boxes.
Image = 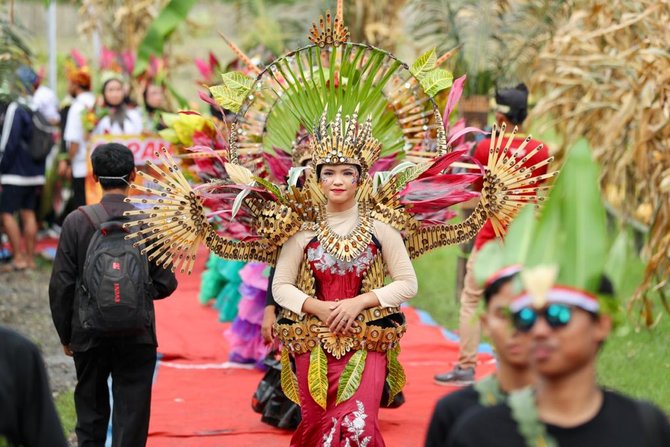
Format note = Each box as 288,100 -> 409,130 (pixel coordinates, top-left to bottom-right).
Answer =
148,250 -> 496,446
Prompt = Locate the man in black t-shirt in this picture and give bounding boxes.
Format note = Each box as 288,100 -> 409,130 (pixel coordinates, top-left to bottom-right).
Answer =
425,266 -> 532,447
448,282 -> 670,446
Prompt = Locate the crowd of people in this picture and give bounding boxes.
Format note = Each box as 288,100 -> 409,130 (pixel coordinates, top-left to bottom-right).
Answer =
1,6 -> 670,447
0,57 -> 171,273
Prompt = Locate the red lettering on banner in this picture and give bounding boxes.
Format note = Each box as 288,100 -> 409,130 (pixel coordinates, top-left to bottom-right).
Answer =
114,283 -> 121,303
88,135 -> 176,166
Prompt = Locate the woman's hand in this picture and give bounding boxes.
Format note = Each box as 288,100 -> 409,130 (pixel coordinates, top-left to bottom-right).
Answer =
327,292 -> 381,334
327,297 -> 366,335
302,298 -> 332,325
261,305 -> 277,345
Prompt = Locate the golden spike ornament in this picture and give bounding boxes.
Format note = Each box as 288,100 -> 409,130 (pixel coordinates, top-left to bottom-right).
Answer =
123,148 -> 277,274
308,8 -> 349,48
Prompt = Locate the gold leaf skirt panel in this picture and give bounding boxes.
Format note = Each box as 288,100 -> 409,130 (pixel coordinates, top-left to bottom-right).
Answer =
274,307 -> 406,359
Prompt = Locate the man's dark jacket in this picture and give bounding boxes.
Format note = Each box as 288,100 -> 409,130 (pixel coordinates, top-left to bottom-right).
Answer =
49,194 -> 178,352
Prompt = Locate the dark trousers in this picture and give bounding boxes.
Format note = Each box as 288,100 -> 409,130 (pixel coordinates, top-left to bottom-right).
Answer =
72,177 -> 86,209
73,343 -> 157,447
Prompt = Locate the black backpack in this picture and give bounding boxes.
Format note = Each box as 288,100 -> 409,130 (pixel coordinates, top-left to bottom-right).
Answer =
22,106 -> 57,163
78,205 -> 152,335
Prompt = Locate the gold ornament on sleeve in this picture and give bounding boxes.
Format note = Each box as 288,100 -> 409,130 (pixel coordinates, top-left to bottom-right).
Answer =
400,123 -> 557,259
123,148 -> 276,274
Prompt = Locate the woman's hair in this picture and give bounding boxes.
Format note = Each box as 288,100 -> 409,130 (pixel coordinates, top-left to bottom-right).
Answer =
143,83 -> 165,114
101,78 -> 124,107
91,143 -> 135,190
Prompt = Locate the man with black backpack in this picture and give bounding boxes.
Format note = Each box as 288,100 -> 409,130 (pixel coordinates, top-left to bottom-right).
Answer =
0,66 -> 51,271
49,142 -> 178,446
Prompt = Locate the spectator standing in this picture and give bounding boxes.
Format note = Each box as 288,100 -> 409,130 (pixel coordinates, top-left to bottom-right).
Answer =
49,143 -> 178,446
434,84 -> 550,385
0,66 -> 43,271
61,66 -> 95,210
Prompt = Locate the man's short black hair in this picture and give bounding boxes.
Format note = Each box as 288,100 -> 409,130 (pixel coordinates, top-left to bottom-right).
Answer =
483,272 -> 519,307
91,143 -> 135,190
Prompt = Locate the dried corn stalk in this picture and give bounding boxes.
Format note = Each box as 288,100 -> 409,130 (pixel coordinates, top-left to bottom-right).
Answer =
344,0 -> 408,50
528,0 -> 670,322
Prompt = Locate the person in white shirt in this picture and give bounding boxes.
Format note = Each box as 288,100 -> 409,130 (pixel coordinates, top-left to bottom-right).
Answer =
32,69 -> 60,125
61,68 -> 95,209
92,75 -> 143,136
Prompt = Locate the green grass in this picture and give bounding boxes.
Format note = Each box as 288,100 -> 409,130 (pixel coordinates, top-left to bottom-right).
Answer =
410,248 -> 670,415
55,391 -> 76,439
411,245 -> 461,329
598,315 -> 670,413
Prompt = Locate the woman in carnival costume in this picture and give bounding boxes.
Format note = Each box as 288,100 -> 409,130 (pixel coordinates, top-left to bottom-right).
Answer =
123,5 -> 555,445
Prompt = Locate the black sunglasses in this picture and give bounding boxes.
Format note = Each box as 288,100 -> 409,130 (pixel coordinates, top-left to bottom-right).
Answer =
511,303 -> 574,333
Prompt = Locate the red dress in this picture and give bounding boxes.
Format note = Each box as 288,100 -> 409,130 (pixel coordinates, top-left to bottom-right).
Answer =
290,238 -> 387,447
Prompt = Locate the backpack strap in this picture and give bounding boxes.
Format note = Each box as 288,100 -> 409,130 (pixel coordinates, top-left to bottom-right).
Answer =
0,102 -> 18,154
79,204 -> 111,230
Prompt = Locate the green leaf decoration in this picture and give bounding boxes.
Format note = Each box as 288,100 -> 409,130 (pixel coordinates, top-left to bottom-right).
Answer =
336,350 -> 368,405
158,128 -> 178,144
474,205 -> 536,286
410,48 -> 437,77
605,228 -> 645,302
526,140 -> 607,293
385,346 -> 406,406
165,82 -> 189,109
134,0 -> 197,76
260,45 -> 405,155
253,176 -> 286,204
209,71 -> 254,113
473,375 -> 505,406
508,388 -> 558,447
393,161 -> 431,192
221,71 -> 254,93
280,348 -> 301,405
209,84 -> 242,113
421,68 -> 454,97
308,345 -> 329,410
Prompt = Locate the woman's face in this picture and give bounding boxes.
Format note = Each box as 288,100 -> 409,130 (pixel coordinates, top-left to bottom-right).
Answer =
145,84 -> 165,109
319,164 -> 359,206
103,79 -> 125,107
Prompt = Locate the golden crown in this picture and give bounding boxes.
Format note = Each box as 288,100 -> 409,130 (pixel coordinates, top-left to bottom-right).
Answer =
311,107 -> 381,176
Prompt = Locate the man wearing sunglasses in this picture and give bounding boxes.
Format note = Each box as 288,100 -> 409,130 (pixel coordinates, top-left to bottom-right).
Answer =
449,282 -> 670,446
425,266 -> 533,447
448,144 -> 670,446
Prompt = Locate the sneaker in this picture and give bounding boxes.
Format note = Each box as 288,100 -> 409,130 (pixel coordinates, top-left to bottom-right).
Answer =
434,366 -> 475,386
